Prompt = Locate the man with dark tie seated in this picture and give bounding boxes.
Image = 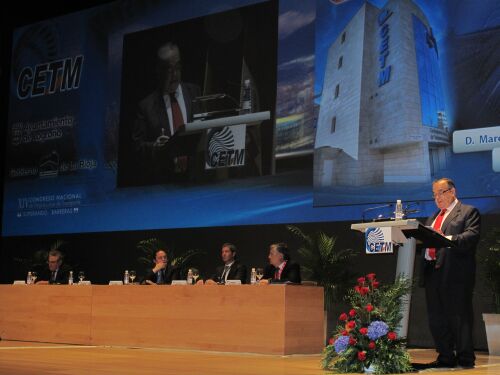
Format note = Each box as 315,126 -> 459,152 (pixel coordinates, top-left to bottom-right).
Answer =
36,249 -> 69,285
142,249 -> 180,285
132,41 -> 201,184
203,243 -> 247,285
415,177 -> 480,370
260,242 -> 301,284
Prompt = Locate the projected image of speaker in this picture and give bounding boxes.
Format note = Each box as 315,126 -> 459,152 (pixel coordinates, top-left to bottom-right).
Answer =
117,2 -> 277,187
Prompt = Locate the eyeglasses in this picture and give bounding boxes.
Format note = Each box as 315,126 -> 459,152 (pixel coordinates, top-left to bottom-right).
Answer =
432,188 -> 452,199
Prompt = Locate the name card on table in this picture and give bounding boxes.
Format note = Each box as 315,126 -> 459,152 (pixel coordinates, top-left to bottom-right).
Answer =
225,280 -> 242,285
109,281 -> 123,285
13,280 -> 26,285
171,280 -> 188,285
78,281 -> 91,285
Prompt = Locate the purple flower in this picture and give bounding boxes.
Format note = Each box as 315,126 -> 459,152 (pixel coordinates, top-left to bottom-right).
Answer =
367,321 -> 389,340
334,335 -> 350,353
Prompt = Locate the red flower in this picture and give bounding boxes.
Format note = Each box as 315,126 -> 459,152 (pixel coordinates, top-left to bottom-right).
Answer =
354,286 -> 370,295
339,313 -> 348,321
359,327 -> 368,335
341,330 -> 349,336
358,351 -> 367,361
387,331 -> 397,340
349,309 -> 357,317
347,320 -> 356,329
349,336 -> 357,345
368,341 -> 376,350
372,281 -> 380,289
366,273 -> 376,280
357,277 -> 366,285
328,337 -> 334,345
365,304 -> 374,312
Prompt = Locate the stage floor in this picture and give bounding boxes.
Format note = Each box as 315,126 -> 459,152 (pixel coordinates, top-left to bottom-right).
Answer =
0,341 -> 499,375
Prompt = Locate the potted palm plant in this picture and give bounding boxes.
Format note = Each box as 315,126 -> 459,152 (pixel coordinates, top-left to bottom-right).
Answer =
287,225 -> 356,310
479,226 -> 500,355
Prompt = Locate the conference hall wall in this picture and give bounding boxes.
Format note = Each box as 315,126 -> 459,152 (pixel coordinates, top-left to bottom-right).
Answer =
1,0 -> 499,349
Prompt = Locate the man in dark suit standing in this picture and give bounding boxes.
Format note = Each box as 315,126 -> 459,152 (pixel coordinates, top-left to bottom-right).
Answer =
261,242 -> 301,284
142,249 -> 179,285
132,42 -> 201,184
36,249 -> 69,284
419,177 -> 480,369
204,243 -> 247,284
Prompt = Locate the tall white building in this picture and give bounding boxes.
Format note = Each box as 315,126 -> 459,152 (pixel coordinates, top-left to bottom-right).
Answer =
314,0 -> 449,187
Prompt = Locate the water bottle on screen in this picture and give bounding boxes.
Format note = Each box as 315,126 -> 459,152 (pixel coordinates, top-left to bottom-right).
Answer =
241,79 -> 252,114
187,268 -> 193,285
250,267 -> 256,285
124,270 -> 129,285
27,271 -> 32,285
68,271 -> 74,285
395,199 -> 404,220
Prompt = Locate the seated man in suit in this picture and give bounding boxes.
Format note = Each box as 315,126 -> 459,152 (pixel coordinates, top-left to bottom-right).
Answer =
142,249 -> 180,285
36,249 -> 69,285
260,242 -> 301,284
132,41 -> 201,184
203,243 -> 247,284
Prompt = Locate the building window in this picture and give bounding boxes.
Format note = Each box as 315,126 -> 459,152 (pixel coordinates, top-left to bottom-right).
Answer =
338,56 -> 343,69
331,116 -> 336,133
334,84 -> 340,98
412,14 -> 446,128
341,32 -> 346,43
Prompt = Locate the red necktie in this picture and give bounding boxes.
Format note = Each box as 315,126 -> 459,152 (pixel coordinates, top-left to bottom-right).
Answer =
274,261 -> 286,280
170,93 -> 188,172
428,209 -> 447,260
169,93 -> 184,132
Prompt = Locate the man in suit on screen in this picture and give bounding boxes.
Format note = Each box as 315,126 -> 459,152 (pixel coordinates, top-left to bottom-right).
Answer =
418,177 -> 480,369
132,42 -> 201,184
260,242 -> 301,284
203,243 -> 247,284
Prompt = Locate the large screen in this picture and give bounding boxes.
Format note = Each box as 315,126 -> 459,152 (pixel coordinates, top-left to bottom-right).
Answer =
3,0 -> 499,236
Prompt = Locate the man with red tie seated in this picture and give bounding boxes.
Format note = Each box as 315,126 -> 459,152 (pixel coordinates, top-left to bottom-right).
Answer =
260,243 -> 301,284
142,249 -> 180,285
418,177 -> 480,369
203,243 -> 247,285
132,42 -> 201,184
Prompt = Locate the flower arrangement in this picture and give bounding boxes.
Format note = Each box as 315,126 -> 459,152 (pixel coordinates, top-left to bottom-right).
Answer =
322,273 -> 413,374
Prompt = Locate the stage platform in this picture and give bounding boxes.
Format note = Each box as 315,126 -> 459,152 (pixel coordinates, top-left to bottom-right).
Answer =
0,341 -> 499,375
